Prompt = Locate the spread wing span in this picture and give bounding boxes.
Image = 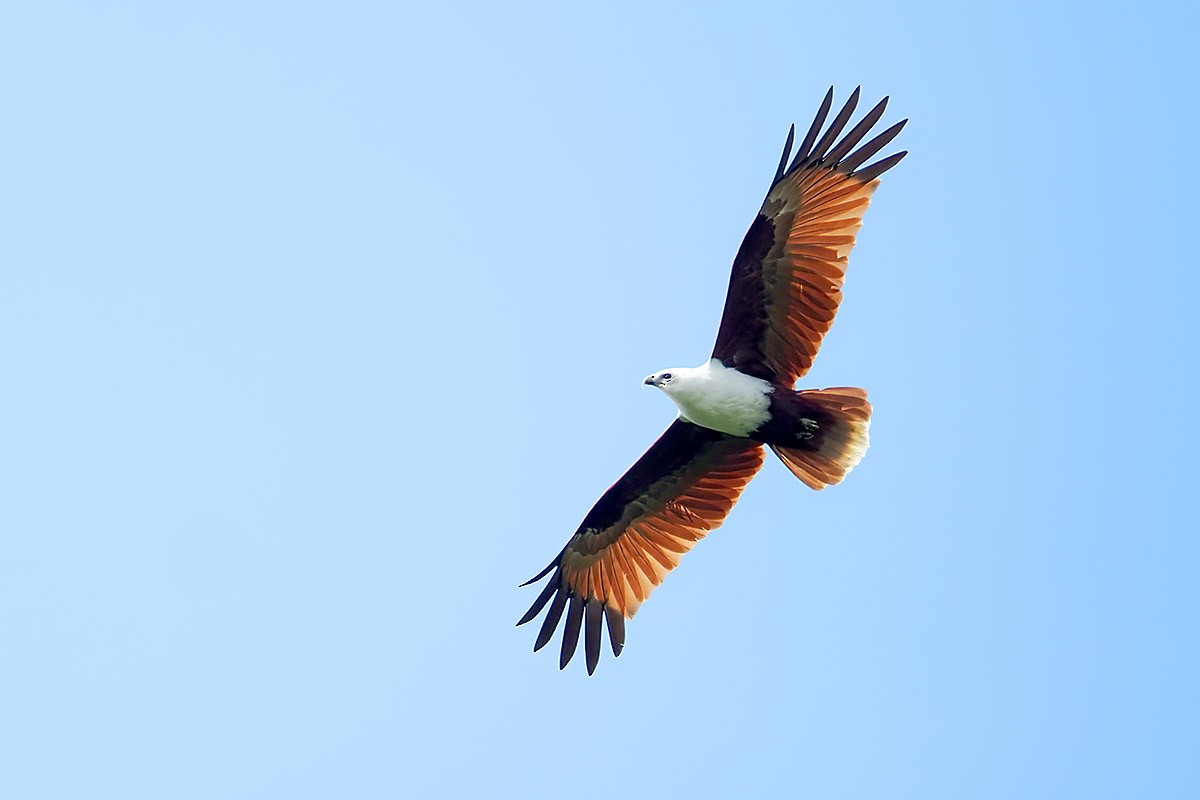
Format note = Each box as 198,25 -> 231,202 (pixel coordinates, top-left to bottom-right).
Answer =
517,421 -> 764,674
712,86 -> 908,385
519,88 -> 905,674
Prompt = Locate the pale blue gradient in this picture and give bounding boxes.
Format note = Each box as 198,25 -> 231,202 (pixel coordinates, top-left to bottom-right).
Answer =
1,2 -> 1197,797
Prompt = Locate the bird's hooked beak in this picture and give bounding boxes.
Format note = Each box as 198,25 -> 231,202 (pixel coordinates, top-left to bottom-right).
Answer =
643,374 -> 659,387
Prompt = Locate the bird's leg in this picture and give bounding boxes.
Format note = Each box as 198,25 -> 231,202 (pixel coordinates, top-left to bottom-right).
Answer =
796,418 -> 820,441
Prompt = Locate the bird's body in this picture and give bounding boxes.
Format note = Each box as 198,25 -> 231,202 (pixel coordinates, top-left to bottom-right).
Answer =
518,87 -> 907,673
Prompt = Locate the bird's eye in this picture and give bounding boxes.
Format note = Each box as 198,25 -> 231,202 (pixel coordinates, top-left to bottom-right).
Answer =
661,373 -> 673,382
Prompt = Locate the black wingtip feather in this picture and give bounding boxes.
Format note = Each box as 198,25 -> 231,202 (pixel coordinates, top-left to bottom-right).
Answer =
854,150 -> 908,183
604,606 -> 625,657
774,89 -> 906,192
559,594 -> 585,670
533,587 -> 567,652
806,86 -> 861,166
770,124 -> 796,189
585,600 -> 603,675
516,575 -> 559,627
791,86 -> 834,172
519,547 -> 565,587
824,96 -> 889,166
838,119 -> 907,174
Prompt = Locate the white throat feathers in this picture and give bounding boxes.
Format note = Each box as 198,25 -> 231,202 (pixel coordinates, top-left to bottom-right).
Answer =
646,359 -> 773,437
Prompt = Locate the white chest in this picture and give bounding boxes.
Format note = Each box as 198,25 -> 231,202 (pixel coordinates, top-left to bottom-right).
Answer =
663,359 -> 773,437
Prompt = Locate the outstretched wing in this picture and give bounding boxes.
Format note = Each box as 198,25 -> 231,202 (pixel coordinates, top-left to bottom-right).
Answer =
713,87 -> 907,385
517,420 -> 764,674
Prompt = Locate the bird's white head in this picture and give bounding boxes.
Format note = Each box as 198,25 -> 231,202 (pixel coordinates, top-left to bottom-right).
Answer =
643,367 -> 691,395
643,364 -> 715,405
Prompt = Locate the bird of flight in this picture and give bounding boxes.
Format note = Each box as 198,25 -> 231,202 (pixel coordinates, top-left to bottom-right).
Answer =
518,87 -> 907,674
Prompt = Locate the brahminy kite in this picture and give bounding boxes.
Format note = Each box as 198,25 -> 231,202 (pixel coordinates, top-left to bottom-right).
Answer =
518,87 -> 907,674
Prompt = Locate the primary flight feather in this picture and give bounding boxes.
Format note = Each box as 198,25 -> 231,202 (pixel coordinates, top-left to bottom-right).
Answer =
518,87 -> 907,674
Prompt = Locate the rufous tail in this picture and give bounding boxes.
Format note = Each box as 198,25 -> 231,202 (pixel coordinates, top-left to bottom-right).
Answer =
770,387 -> 872,490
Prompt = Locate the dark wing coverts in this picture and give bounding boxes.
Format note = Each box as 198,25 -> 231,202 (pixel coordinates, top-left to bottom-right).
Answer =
517,421 -> 764,674
713,87 -> 907,385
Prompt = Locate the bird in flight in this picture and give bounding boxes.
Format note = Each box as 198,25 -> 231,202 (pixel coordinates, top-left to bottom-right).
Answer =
518,87 -> 907,674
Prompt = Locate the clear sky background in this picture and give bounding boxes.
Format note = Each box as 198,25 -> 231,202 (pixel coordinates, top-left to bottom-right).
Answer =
1,1 -> 1197,797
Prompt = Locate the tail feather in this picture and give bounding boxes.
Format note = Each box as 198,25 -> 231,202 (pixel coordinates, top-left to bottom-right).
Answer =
771,387 -> 871,490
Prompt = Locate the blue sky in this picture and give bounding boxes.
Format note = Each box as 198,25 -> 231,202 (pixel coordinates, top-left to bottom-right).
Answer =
1,1 -> 1197,797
